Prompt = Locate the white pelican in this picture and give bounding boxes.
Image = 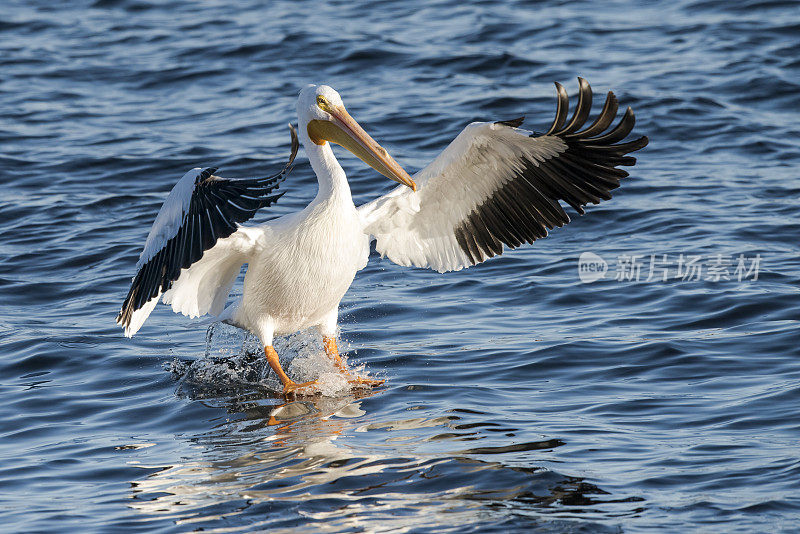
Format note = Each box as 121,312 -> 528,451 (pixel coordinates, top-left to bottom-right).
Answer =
117,78 -> 647,395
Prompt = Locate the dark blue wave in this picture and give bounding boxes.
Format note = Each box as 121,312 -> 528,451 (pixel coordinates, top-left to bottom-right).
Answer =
1,0 -> 799,531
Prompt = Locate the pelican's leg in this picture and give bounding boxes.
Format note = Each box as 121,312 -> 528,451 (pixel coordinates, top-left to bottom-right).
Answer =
322,336 -> 347,372
319,309 -> 384,388
264,345 -> 317,396
322,335 -> 384,388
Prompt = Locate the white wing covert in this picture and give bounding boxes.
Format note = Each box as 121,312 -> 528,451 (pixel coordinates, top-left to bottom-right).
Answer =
116,125 -> 299,337
359,78 -> 648,273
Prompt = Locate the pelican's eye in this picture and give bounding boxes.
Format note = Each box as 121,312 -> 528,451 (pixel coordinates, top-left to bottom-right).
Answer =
316,95 -> 332,112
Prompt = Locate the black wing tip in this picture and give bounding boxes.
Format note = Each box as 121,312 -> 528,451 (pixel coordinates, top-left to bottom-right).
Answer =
524,79 -> 647,216
629,135 -> 649,152
539,79 -> 647,154
117,293 -> 134,330
243,123 -> 300,188
496,117 -> 525,128
544,82 -> 570,135
285,123 -> 299,171
288,123 -> 299,160
269,123 -> 300,183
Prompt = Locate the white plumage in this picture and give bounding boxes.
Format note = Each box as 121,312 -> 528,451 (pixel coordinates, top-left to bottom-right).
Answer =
117,79 -> 647,395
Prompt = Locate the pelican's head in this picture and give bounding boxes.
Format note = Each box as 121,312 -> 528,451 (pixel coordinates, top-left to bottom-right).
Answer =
297,84 -> 416,191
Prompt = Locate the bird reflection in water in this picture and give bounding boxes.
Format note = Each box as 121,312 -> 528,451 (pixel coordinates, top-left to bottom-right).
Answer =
126,365 -> 639,531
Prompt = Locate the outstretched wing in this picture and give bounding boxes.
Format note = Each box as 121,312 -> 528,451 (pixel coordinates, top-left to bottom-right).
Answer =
116,125 -> 299,337
358,78 -> 648,273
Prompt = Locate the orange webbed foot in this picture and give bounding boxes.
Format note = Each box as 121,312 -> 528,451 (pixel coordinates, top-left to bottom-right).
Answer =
346,376 -> 385,389
322,336 -> 385,390
283,379 -> 319,397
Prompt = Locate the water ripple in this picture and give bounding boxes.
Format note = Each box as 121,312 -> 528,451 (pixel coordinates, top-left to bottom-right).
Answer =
1,0 -> 799,531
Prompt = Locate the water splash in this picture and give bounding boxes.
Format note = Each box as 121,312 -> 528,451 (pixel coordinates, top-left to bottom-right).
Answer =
168,322 -> 381,398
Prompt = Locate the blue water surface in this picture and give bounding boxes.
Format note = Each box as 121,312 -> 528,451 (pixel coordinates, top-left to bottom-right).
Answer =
1,0 -> 799,532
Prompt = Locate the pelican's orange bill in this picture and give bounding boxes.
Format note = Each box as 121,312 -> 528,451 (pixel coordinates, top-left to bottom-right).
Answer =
307,106 -> 416,191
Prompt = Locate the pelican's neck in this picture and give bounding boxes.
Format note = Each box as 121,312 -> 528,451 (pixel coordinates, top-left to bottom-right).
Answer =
304,138 -> 352,204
